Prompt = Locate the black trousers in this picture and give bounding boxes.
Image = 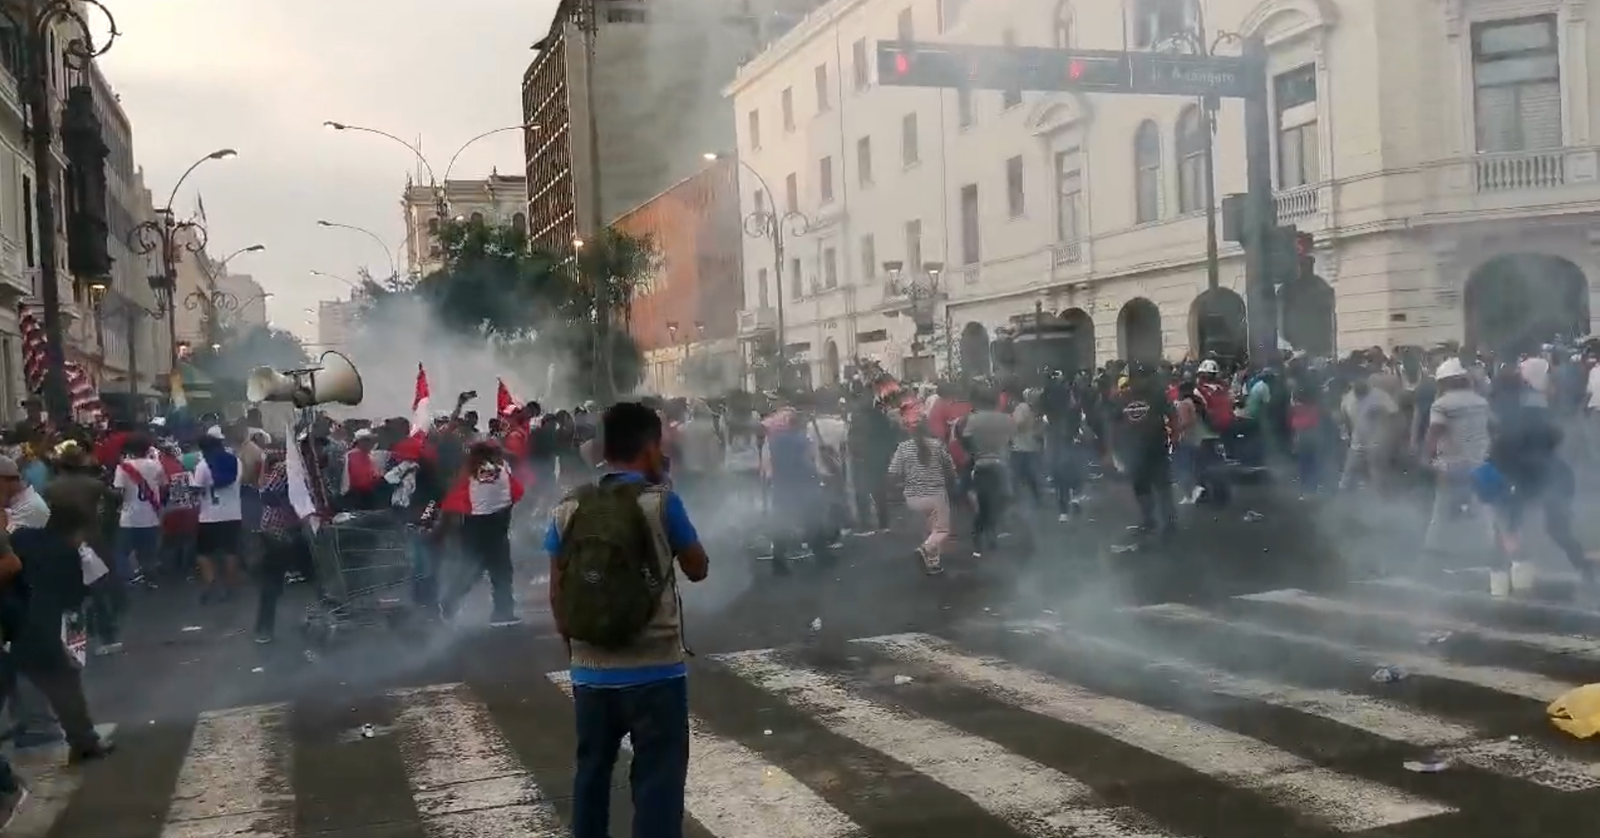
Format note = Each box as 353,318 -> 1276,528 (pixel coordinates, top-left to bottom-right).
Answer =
443,512 -> 515,618
255,534 -> 307,637
852,460 -> 890,531
1129,448 -> 1177,531
1,648 -> 98,750
971,460 -> 1010,549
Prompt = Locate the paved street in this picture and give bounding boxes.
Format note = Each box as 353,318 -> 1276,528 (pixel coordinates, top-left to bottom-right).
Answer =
12,486 -> 1600,837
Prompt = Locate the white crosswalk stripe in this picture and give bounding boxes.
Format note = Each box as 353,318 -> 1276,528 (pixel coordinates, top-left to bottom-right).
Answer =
17,579 -> 1600,837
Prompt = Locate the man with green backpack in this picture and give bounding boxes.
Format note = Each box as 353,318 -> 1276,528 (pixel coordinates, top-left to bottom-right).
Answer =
545,402 -> 709,838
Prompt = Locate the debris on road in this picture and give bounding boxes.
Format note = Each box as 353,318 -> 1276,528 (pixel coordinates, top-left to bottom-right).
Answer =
1372,665 -> 1408,683
763,729 -> 773,736
180,626 -> 203,633
250,667 -> 264,674
1110,544 -> 1139,554
1402,756 -> 1451,773
893,675 -> 915,686
361,724 -> 375,739
809,617 -> 823,632
1242,510 -> 1266,523
1420,630 -> 1453,645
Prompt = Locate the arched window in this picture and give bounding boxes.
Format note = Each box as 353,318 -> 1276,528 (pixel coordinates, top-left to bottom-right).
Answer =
1132,0 -> 1196,48
1053,0 -> 1073,47
426,217 -> 440,235
1134,120 -> 1161,223
512,212 -> 527,235
1176,105 -> 1206,213
469,211 -> 485,224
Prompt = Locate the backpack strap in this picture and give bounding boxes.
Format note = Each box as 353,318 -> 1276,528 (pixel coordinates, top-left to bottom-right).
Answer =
635,484 -> 693,657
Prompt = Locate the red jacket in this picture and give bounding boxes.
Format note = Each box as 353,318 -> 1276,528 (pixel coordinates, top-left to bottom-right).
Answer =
440,465 -> 525,517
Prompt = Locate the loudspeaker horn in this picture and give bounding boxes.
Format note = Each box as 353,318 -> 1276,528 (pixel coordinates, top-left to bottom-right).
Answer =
245,351 -> 364,408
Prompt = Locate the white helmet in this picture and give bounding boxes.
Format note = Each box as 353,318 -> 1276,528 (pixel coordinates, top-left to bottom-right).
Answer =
1197,359 -> 1221,375
1434,358 -> 1468,380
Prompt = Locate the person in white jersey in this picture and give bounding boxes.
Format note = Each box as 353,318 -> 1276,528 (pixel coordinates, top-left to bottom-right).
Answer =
111,435 -> 167,585
191,426 -> 244,603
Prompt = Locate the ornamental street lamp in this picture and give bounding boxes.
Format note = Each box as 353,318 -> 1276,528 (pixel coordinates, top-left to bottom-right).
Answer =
315,219 -> 398,280
127,147 -> 240,370
0,0 -> 120,418
703,151 -> 811,389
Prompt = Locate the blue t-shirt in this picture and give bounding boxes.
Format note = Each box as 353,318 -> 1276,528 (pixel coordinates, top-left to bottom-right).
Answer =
544,470 -> 699,688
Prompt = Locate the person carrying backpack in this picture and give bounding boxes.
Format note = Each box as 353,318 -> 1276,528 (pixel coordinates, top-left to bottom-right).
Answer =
545,402 -> 709,838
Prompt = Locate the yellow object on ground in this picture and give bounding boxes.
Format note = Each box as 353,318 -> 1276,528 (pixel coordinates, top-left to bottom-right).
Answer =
1548,683 -> 1600,738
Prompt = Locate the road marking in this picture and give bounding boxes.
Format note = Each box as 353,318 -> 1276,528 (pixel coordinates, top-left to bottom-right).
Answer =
1357,577 -> 1600,621
546,672 -> 865,838
161,705 -> 294,838
390,683 -> 565,838
1238,588 -> 1600,657
713,648 -> 1179,838
860,633 -> 1452,831
1132,602 -> 1576,701
1032,625 -> 1600,792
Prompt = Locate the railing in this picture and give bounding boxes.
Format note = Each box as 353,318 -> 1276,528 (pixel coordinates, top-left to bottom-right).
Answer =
1475,149 -> 1566,192
1050,240 -> 1082,267
1274,184 -> 1319,221
957,265 -> 980,286
736,307 -> 776,335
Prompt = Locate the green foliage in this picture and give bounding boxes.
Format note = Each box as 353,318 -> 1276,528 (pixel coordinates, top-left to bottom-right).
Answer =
358,217 -> 656,400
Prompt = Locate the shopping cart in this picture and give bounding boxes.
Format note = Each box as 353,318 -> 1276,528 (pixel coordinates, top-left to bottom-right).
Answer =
301,509 -> 422,654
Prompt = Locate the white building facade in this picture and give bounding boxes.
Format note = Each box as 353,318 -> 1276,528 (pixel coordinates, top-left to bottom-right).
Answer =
729,0 -> 1600,383
402,174 -> 528,278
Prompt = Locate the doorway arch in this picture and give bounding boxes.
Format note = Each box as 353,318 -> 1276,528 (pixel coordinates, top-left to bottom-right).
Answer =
1463,253 -> 1589,355
960,321 -> 991,378
1118,297 -> 1163,362
1188,288 -> 1246,357
1280,276 -> 1336,356
1061,307 -> 1095,370
823,339 -> 841,386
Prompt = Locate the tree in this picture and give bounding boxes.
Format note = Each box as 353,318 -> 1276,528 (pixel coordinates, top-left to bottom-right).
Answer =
354,217 -> 657,400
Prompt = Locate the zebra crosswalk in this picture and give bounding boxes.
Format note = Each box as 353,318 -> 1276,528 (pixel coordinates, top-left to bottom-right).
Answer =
20,576 -> 1600,838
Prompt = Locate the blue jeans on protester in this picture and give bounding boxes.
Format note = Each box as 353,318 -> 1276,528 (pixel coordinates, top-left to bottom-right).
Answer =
571,677 -> 690,838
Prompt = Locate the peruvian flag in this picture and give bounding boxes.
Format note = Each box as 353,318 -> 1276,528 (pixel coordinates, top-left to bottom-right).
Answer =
410,363 -> 430,436
496,378 -> 518,417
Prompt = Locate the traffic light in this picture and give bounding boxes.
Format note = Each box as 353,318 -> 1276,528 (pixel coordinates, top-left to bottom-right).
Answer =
879,42 -> 1131,92
1294,230 -> 1316,282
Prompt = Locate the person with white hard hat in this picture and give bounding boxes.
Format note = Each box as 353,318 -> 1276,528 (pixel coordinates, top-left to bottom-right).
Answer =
1419,357 -> 1494,571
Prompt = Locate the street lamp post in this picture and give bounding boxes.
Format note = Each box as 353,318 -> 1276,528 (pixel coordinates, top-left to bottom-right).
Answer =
883,260 -> 947,371
127,147 -> 239,371
322,120 -> 539,220
703,152 -> 811,390
0,0 -> 119,419
316,220 -> 397,280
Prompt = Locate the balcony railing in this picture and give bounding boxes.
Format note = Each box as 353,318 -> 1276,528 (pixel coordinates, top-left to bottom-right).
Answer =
1475,149 -> 1566,192
1050,240 -> 1082,267
1274,184 -> 1320,221
736,306 -> 777,336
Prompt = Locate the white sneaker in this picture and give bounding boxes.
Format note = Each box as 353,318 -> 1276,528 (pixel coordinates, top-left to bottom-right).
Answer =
1057,513 -> 1070,523
93,642 -> 124,657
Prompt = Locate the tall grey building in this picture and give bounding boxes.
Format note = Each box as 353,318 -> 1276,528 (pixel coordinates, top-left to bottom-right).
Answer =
521,0 -> 824,254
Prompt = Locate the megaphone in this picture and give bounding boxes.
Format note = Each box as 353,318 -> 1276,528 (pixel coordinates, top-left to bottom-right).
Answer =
246,351 -> 364,408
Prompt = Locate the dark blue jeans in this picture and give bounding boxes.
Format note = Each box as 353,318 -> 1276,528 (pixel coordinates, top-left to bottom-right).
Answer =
572,677 -> 690,838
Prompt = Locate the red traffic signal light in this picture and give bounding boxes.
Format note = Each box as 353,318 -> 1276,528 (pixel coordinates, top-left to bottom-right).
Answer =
895,53 -> 910,75
1294,231 -> 1314,258
1068,59 -> 1085,80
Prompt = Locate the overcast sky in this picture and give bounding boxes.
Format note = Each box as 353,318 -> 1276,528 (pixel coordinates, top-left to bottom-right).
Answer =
95,0 -> 560,341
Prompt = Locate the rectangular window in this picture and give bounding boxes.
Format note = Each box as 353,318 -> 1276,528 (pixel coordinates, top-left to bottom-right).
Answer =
857,136 -> 873,186
21,174 -> 33,269
1055,150 -> 1083,241
823,247 -> 838,288
957,84 -> 974,127
1274,65 -> 1320,188
1133,0 -> 1196,48
901,112 -> 919,165
785,173 -> 798,214
852,38 -> 870,89
959,184 -> 980,265
781,87 -> 795,131
904,219 -> 923,270
815,64 -> 831,112
1472,15 -> 1562,152
860,233 -> 876,281
1001,30 -> 1022,108
790,258 -> 802,299
753,190 -> 766,216
941,0 -> 969,30
1005,155 -> 1025,217
897,7 -> 914,41
757,267 -> 770,308
819,156 -> 834,203
747,109 -> 761,150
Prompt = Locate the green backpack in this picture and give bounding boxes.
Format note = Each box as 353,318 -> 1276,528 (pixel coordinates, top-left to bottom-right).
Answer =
555,481 -> 666,649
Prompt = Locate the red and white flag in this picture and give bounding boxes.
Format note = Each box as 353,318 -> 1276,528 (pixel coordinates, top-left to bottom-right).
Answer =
496,378 -> 518,417
410,363 -> 430,436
